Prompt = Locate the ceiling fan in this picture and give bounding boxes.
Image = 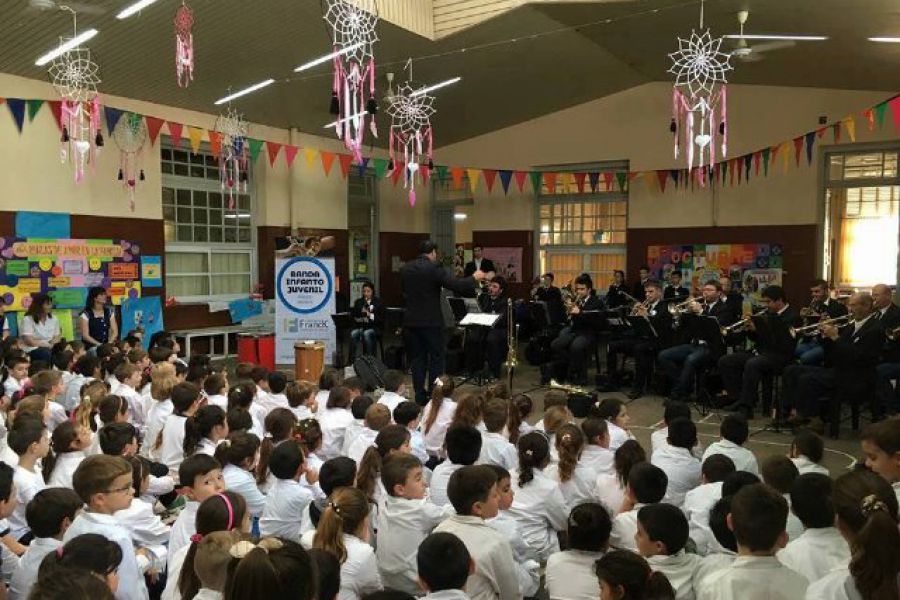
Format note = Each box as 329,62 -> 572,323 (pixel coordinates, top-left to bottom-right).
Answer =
25,0 -> 106,16
729,11 -> 796,62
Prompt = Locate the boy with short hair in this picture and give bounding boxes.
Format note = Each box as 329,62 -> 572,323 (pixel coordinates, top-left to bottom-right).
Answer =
776,473 -> 850,582
112,362 -> 145,431
29,370 -> 67,433
261,371 -> 289,413
635,503 -> 701,600
610,462 -> 668,552
378,370 -> 407,415
394,401 -> 428,465
7,417 -> 49,541
759,455 -> 803,541
430,425 -> 483,507
650,417 -> 701,507
347,404 -> 392,464
286,380 -> 318,422
342,395 -> 375,456
696,484 -> 808,600
9,487 -> 82,600
376,454 -> 453,594
683,454 -> 736,555
788,429 -> 829,476
651,401 -> 702,458
692,496 -> 738,590
249,366 -> 271,423
700,415 -> 759,475
65,454 -> 150,600
300,456 -> 357,535
434,465 -> 519,600
485,465 -> 540,597
477,399 -> 517,471
169,454 -> 225,562
3,356 -> 29,400
63,355 -> 100,412
579,417 -> 614,477
260,440 -> 313,542
417,532 -> 473,600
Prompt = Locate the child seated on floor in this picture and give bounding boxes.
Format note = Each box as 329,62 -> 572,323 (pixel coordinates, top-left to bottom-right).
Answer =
430,425 -> 482,508
682,454 -> 735,555
416,532 -> 473,600
610,462 -> 668,552
760,455 -> 803,541
636,503 -> 701,600
484,465 -> 540,597
701,415 -> 758,475
545,502 -> 611,600
788,429 -> 829,476
477,399 -> 517,471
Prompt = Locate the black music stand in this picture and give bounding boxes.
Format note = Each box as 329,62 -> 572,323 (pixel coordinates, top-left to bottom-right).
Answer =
330,312 -> 354,368
749,314 -> 794,437
626,315 -> 658,340
683,315 -> 725,416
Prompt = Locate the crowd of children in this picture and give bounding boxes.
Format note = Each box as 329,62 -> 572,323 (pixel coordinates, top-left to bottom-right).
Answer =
0,327 -> 896,600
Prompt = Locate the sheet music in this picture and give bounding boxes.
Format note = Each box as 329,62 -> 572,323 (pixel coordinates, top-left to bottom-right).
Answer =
460,313 -> 501,327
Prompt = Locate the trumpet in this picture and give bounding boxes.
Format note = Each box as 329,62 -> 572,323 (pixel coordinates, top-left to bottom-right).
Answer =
720,309 -> 767,336
668,296 -> 704,315
550,379 -> 589,395
630,297 -> 654,316
789,314 -> 852,338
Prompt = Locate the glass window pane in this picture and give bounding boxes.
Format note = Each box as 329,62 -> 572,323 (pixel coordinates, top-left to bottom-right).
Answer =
163,205 -> 175,221
211,253 -> 251,272
164,222 -> 176,242
209,228 -> 223,243
173,150 -> 188,163
206,167 -> 219,180
190,164 -> 204,178
209,193 -> 223,209
224,228 -> 237,243
176,189 -> 191,206
176,208 -> 191,223
238,196 -> 250,211
173,163 -> 189,176
194,226 -> 208,242
177,225 -> 193,242
166,275 -> 209,296
209,210 -> 222,226
205,155 -> 217,167
193,191 -> 207,207
161,148 -> 172,161
194,208 -> 208,224
167,252 -> 208,273
162,187 -> 175,205
238,228 -> 251,243
211,274 -> 250,295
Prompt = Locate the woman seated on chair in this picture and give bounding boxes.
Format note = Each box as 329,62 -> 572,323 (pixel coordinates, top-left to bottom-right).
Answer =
351,281 -> 384,359
20,292 -> 62,364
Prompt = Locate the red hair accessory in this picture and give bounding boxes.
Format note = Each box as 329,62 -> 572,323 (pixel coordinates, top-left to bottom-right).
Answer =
56,547 -> 63,557
190,533 -> 203,543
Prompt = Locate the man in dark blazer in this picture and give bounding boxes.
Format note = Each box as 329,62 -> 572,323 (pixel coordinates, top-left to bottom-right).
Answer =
547,273 -> 604,385
872,283 -> 900,415
463,246 -> 496,278
663,270 -> 690,300
719,285 -> 799,419
402,240 -> 485,404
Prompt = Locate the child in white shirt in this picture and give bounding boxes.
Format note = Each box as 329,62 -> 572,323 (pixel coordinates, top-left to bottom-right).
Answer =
160,382 -> 203,472
859,419 -> 900,507
394,400 -> 429,465
377,370 -> 407,416
485,465 -> 540,597
219,431 -> 267,518
347,403 -> 391,464
319,387 -> 356,460
115,456 -> 169,576
596,440 -> 646,516
651,417 -> 701,507
30,370 -> 68,434
651,401 -> 704,458
63,354 -> 100,413
506,432 -> 569,561
286,379 -> 318,422
683,454 -> 736,555
477,399 -> 518,471
594,398 -> 634,451
2,356 -> 29,400
610,462 -> 668,552
417,531 -> 474,600
183,405 -> 229,458
776,473 -> 850,582
418,375 -> 457,463
542,405 -> 573,464
341,396 -> 373,457
45,421 -> 92,489
260,371 -> 290,413
376,454 -> 453,594
169,454 -> 226,564
260,440 -> 315,542
692,496 -> 738,591
250,366 -> 272,415
636,503 -> 702,600
545,502 -> 610,600
191,530 -> 243,600
701,415 -> 759,475
595,550 -> 676,600
430,425 -> 482,508
8,417 -> 49,541
203,372 -> 229,410
760,455 -> 804,541
789,429 -> 829,476
546,424 -> 601,511
113,363 -> 146,432
579,417 -> 615,477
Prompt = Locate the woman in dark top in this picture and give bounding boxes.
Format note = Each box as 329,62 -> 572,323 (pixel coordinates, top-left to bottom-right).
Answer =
606,270 -> 630,309
350,282 -> 384,359
79,286 -> 118,350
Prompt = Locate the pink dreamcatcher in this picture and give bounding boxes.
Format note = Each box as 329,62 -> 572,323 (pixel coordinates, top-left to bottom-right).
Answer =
175,2 -> 194,87
386,65 -> 435,207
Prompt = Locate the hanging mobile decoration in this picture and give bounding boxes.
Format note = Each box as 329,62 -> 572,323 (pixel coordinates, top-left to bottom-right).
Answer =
323,0 -> 379,161
386,61 -> 435,207
214,106 -> 249,209
668,0 -> 732,183
48,7 -> 102,184
174,1 -> 195,88
112,112 -> 147,212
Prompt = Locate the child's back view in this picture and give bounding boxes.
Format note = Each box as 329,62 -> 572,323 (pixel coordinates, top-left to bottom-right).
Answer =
700,415 -> 758,475
636,503 -> 701,600
430,425 -> 482,507
610,462 -> 668,552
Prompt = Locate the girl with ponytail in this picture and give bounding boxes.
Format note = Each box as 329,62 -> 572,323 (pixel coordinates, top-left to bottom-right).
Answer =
44,420 -> 92,488
546,423 -> 597,510
508,393 -> 533,446
224,538 -> 316,600
805,469 -> 900,600
419,375 -> 456,465
75,379 -> 108,433
449,392 -> 484,431
312,486 -> 382,600
215,431 -> 266,517
507,431 -> 569,561
38,533 -> 124,594
356,424 -> 411,500
183,404 -> 229,457
256,407 -> 297,489
595,549 -> 675,600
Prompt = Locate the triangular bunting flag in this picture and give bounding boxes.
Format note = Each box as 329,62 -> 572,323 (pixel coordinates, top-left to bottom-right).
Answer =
357,157 -> 370,177
188,126 -> 204,154
793,136 -> 803,167
669,170 -> 680,188
514,171 -> 527,193
781,142 -> 791,174
833,122 -> 842,143
816,127 -> 826,139
337,154 -> 353,178
145,116 -> 165,146
529,171 -> 542,194
6,99 -> 25,133
167,121 -> 184,147
47,100 -> 62,132
284,145 -> 299,169
435,165 -> 449,183
320,151 -> 336,176
875,102 -> 889,129
542,172 -> 557,194
208,131 -> 223,157
419,164 -> 430,185
372,158 -> 388,179
483,170 -> 498,194
573,172 -> 586,194
304,148 -> 318,168
466,169 -> 481,194
805,131 -> 816,165
26,99 -> 44,122
603,172 -> 614,191
843,116 -> 856,142
862,108 -> 875,131
656,171 -> 668,193
498,170 -> 513,195
588,172 -> 600,193
266,141 -> 283,167
247,138 -> 264,162
391,162 -> 405,186
762,147 -> 771,177
743,155 -> 752,182
104,106 -> 123,134
889,98 -> 900,132
451,167 -> 465,190
615,172 -> 627,192
753,152 -> 761,176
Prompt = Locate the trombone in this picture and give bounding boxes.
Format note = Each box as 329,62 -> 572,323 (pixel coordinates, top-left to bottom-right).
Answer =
668,296 -> 704,315
503,298 -> 519,391
720,309 -> 767,336
789,314 -> 851,338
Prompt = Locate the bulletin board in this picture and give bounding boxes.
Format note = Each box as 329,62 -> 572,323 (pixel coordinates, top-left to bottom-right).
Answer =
0,237 -> 143,310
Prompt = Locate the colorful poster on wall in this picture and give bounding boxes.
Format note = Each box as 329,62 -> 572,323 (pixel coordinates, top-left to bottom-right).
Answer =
141,256 -> 162,287
121,296 -> 164,342
483,247 -> 524,283
0,238 -> 142,310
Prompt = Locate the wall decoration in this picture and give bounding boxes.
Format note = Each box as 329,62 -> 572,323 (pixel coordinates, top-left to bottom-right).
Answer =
214,106 -> 249,209
174,2 -> 195,88
121,296 -> 164,342
274,252 -> 337,364
112,112 -> 147,211
483,247 -> 523,283
141,255 -> 162,287
15,212 -> 70,239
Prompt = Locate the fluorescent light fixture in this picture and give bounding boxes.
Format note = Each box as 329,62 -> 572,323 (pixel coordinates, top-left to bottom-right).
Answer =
35,28 -> 99,66
116,0 -> 162,19
410,77 -> 461,97
454,213 -> 467,220
323,112 -> 366,129
869,37 -> 900,43
214,79 -> 275,105
723,34 -> 827,41
225,213 -> 251,219
294,42 -> 365,72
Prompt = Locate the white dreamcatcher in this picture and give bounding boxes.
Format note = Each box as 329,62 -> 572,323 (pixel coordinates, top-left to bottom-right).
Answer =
48,6 -> 102,183
174,1 -> 194,87
386,61 -> 436,207
323,0 -> 379,161
668,0 -> 732,180
214,106 -> 249,209
112,112 -> 147,212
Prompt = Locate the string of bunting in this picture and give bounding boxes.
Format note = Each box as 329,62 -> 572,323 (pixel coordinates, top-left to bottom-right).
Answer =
2,93 -> 899,196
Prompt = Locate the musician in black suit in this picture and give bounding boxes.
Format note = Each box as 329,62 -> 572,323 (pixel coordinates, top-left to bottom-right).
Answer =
463,246 -> 496,278
795,279 -> 849,365
402,240 -> 486,404
466,276 -> 509,379
720,276 -> 744,316
350,281 -> 385,359
872,283 -> 900,415
657,280 -> 740,402
663,270 -> 690,300
782,292 -> 883,435
718,285 -> 799,419
632,265 -> 651,302
532,272 -> 566,325
605,270 -> 631,309
548,273 -> 603,385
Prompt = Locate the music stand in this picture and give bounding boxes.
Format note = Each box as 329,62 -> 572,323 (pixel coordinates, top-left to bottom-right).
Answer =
749,315 -> 794,437
682,315 -> 725,416
626,315 -> 658,340
330,312 -> 354,367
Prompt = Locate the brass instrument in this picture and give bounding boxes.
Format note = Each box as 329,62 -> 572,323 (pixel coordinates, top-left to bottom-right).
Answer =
561,281 -> 576,308
789,314 -> 852,338
620,290 -> 641,305
720,309 -> 767,336
886,325 -> 900,341
549,379 -> 589,395
668,296 -> 704,315
503,298 -> 519,391
630,297 -> 654,316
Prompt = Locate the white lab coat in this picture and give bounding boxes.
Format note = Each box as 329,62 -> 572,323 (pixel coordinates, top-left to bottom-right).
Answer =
419,399 -> 457,457
144,399 -> 173,460
259,478 -> 313,543
223,463 -> 267,517
429,461 -> 463,508
248,402 -> 266,439
46,401 -> 68,434
609,503 -> 647,551
301,531 -> 382,600
607,421 -> 634,451
9,466 -> 45,539
580,445 -> 615,477
651,444 -> 702,507
777,527 -> 850,582
378,391 -> 405,416
161,543 -> 189,600
507,468 -> 569,561
486,511 -> 540,597
804,567 -> 859,600
115,383 -> 146,432
319,407 -> 355,460
651,427 -> 704,459
595,472 -> 627,516
47,450 -> 87,489
692,551 -> 736,592
168,501 -> 198,568
115,497 -> 169,572
62,373 -> 91,412
783,494 -> 805,542
347,427 -> 379,464
159,413 -> 188,472
790,456 -> 829,476
64,511 -> 149,600
478,432 -> 518,471
434,515 -> 520,600
8,536 -> 60,600
376,496 -> 453,594
545,462 -> 601,512
206,394 -> 228,410
648,551 -> 703,600
259,392 -> 289,413
422,591 -> 470,600
409,428 -> 429,464
342,419 -> 365,456
682,481 -> 723,555
696,556 -> 808,600
545,550 -> 605,600
195,437 -> 218,457
701,440 -> 759,475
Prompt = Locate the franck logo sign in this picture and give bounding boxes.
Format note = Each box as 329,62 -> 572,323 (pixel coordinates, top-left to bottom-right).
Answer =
276,257 -> 333,314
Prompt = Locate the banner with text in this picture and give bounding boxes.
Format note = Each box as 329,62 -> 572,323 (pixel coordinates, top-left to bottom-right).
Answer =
274,256 -> 337,365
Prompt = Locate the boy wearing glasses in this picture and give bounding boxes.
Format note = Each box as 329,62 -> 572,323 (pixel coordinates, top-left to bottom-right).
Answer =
65,455 -> 150,600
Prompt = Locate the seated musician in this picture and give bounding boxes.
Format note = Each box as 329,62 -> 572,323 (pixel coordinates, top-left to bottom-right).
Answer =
632,265 -> 651,302
463,246 -> 496,279
795,279 -> 849,365
605,270 -> 630,309
657,280 -> 739,403
720,276 -> 744,316
606,279 -> 673,399
547,273 -> 603,385
350,281 -> 384,359
872,283 -> 900,416
663,270 -> 690,300
781,292 -> 882,435
717,285 -> 798,419
472,276 -> 509,380
532,272 -> 566,325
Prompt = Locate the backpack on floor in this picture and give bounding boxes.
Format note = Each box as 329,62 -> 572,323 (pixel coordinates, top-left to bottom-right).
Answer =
353,355 -> 387,390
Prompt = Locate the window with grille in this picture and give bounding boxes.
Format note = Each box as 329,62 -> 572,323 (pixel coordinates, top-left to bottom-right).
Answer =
161,143 -> 256,302
824,149 -> 900,288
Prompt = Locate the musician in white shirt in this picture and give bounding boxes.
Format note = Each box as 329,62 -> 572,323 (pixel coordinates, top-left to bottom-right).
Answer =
700,415 -> 759,476
682,454 -> 735,555
610,463 -> 668,552
259,440 -> 314,543
651,418 -> 701,508
545,502 -> 610,600
636,504 -> 702,600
